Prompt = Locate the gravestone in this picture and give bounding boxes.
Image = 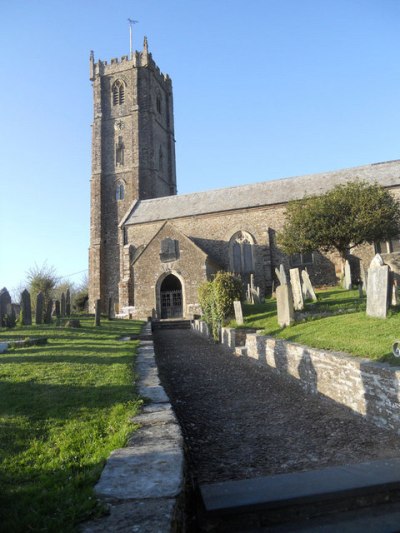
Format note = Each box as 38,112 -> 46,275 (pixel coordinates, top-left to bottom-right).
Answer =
366,254 -> 389,319
44,299 -> 53,324
95,299 -> 101,326
343,260 -> 352,290
66,289 -> 71,316
289,268 -> 304,310
233,300 -> 244,325
20,289 -> 32,326
5,303 -> 16,328
0,287 -> 11,327
54,300 -> 60,318
61,292 -> 66,317
35,292 -> 44,325
391,280 -> 398,306
301,270 -> 317,301
360,265 -> 368,292
275,265 -> 295,327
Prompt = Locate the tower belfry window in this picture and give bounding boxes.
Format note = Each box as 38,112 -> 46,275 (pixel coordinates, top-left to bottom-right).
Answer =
116,181 -> 125,201
116,136 -> 125,166
112,80 -> 125,106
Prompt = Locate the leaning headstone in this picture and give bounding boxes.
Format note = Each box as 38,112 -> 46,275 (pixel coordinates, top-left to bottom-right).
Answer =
289,268 -> 304,310
275,264 -> 295,327
233,300 -> 244,325
61,292 -> 66,317
366,254 -> 390,319
95,299 -> 101,326
0,287 -> 11,327
343,260 -> 352,290
301,270 -> 317,301
66,289 -> 71,316
44,299 -> 53,324
20,289 -> 32,326
35,292 -> 44,325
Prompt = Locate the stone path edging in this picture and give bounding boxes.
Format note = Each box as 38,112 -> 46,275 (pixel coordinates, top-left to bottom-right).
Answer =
81,321 -> 185,532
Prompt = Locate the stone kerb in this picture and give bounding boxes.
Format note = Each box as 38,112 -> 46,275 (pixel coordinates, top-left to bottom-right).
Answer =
245,333 -> 400,434
81,322 -> 184,532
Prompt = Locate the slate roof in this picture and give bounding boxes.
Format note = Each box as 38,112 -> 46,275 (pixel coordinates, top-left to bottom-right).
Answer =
125,160 -> 400,226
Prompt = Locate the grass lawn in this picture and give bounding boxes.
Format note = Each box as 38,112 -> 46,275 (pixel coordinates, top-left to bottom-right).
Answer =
0,316 -> 144,532
233,288 -> 400,365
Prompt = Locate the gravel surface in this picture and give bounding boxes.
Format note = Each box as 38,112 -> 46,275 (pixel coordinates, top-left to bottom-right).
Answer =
153,329 -> 400,484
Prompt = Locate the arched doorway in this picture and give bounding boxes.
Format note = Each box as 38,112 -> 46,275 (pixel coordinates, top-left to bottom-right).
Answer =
160,274 -> 183,319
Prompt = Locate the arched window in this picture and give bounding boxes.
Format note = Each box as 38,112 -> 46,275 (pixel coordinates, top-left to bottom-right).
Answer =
116,182 -> 125,201
116,136 -> 124,166
112,80 -> 125,106
229,231 -> 254,273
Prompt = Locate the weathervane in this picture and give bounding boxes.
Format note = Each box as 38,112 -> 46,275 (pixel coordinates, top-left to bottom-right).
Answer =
128,18 -> 139,59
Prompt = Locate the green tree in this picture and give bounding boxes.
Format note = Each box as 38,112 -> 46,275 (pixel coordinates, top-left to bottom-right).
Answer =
198,271 -> 243,340
25,263 -> 59,310
278,180 -> 400,270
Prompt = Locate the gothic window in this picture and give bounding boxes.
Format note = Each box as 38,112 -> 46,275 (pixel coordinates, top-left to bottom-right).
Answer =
116,181 -> 125,201
112,80 -> 125,106
290,252 -> 314,267
116,136 -> 124,166
158,146 -> 164,171
229,231 -> 254,273
160,238 -> 179,262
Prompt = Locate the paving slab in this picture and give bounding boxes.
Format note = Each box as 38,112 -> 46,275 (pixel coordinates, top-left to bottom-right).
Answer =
95,441 -> 183,501
201,458 -> 400,514
138,384 -> 169,403
80,498 -> 176,533
128,421 -> 183,447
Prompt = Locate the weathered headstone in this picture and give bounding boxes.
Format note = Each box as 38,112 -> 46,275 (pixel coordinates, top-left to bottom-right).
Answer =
301,270 -> 317,301
275,264 -> 295,327
5,303 -> 16,328
0,287 -> 11,327
66,289 -> 71,316
20,289 -> 32,326
95,299 -> 101,326
233,300 -> 244,325
289,268 -> 304,310
35,292 -> 44,325
61,292 -> 66,317
54,300 -> 60,318
343,260 -> 352,290
44,299 -> 53,324
366,254 -> 389,319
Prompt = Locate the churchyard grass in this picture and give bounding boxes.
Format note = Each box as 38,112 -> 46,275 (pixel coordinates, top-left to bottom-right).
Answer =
238,288 -> 400,364
0,317 -> 144,532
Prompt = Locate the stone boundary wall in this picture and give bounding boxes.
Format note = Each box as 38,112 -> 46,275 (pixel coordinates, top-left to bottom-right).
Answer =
192,320 -> 400,435
81,322 -> 185,532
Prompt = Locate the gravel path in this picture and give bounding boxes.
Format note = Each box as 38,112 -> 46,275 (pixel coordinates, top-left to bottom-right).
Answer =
153,329 -> 400,484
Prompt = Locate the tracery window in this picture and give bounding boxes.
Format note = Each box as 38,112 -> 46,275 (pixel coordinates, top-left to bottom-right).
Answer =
116,181 -> 125,201
112,80 -> 125,106
229,231 -> 254,273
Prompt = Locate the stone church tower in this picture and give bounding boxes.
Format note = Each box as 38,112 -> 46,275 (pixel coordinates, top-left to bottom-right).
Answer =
88,38 -> 177,310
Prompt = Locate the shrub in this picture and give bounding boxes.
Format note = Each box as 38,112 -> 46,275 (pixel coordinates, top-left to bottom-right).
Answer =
198,272 -> 243,340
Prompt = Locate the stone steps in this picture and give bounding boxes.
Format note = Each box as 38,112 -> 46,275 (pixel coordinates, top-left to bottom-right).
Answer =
151,319 -> 191,330
197,458 -> 400,531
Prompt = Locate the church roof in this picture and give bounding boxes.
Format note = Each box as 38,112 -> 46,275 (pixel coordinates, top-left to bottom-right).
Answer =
125,160 -> 400,225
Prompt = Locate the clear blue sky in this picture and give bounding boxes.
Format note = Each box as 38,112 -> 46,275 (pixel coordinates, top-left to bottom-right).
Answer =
0,0 -> 399,297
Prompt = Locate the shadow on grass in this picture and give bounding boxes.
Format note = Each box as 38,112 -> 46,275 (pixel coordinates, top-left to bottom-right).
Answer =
0,380 -> 138,418
0,354 -> 135,365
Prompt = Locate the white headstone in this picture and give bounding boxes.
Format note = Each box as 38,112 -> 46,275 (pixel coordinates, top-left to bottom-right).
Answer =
233,300 -> 244,325
289,268 -> 304,310
301,270 -> 317,301
366,254 -> 389,318
344,260 -> 352,290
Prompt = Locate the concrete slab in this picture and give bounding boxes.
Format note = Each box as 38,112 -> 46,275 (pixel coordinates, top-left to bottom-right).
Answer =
95,442 -> 184,500
80,498 -> 176,533
138,384 -> 169,403
201,458 -> 400,514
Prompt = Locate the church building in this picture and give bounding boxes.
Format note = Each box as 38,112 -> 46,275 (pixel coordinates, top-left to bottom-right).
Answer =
88,39 -> 400,319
